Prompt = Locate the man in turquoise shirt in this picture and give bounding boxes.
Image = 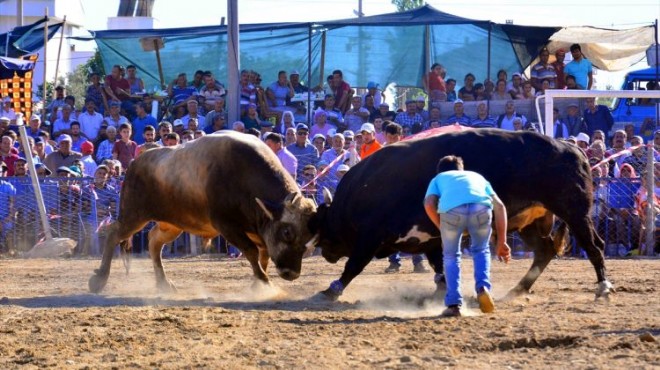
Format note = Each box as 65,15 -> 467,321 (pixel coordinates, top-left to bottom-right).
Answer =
424,155 -> 511,317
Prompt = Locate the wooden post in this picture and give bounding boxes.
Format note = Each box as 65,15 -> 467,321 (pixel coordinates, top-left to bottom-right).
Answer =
153,39 -> 165,89
53,15 -> 66,88
41,9 -> 48,122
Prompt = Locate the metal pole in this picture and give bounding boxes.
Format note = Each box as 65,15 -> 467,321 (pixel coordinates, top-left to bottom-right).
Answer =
319,31 -> 326,88
307,24 -> 312,123
227,0 -> 240,124
53,16 -> 66,88
645,143 -> 654,255
17,0 -> 24,26
41,10 -> 48,123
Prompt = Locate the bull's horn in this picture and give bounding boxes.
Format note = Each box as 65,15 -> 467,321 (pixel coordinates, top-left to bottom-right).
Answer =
284,192 -> 302,209
322,187 -> 333,205
255,197 -> 274,221
305,233 -> 320,250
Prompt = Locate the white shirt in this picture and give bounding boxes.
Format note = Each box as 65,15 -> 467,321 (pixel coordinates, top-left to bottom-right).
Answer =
78,110 -> 104,140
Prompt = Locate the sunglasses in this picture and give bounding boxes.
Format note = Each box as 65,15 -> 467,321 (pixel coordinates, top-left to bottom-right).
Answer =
296,132 -> 308,136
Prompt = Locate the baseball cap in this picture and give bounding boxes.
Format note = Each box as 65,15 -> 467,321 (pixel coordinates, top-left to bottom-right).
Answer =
81,141 -> 94,155
567,102 -> 579,108
296,123 -> 309,132
187,99 -> 198,105
68,166 -> 82,177
453,99 -> 464,105
0,116 -> 10,123
15,157 -> 27,164
512,72 -> 522,78
367,81 -> 379,89
312,133 -> 326,141
34,137 -> 45,145
290,70 -> 300,76
30,115 -> 41,122
343,130 -> 355,139
35,163 -> 52,175
56,166 -> 77,176
58,134 -> 72,143
360,122 -> 375,134
337,164 -> 350,173
576,132 -> 590,144
173,119 -> 184,127
416,96 -> 426,102
109,100 -> 121,107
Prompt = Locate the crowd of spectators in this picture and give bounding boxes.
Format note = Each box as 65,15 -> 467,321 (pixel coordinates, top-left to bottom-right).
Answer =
0,42 -> 658,256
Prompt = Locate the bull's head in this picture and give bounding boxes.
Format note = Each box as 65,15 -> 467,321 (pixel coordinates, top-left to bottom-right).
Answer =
255,192 -> 317,281
305,188 -> 351,264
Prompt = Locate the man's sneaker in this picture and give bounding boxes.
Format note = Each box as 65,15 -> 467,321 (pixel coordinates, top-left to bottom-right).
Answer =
477,287 -> 495,313
441,305 -> 461,317
384,262 -> 400,273
413,262 -> 430,273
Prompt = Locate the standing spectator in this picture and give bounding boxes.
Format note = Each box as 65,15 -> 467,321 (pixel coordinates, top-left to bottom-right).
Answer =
85,72 -> 108,115
80,141 -> 97,178
565,103 -> 587,137
137,125 -> 158,156
583,98 -> 614,139
358,123 -> 381,159
96,127 -> 117,164
552,48 -> 567,89
507,73 -> 524,99
0,97 -> 16,123
552,108 -> 569,139
103,101 -> 129,129
287,123 -> 319,179
44,134 -> 82,172
78,99 -> 104,142
496,100 -> 527,131
384,122 -> 403,145
491,79 -> 511,101
423,63 -> 446,97
362,81 -> 384,108
0,136 -> 20,176
320,94 -> 345,130
46,85 -> 66,124
320,133 -> 348,175
445,99 -> 471,126
112,123 -> 138,173
564,44 -> 593,90
424,155 -> 510,317
278,111 -> 295,136
331,70 -> 352,113
530,47 -> 557,90
284,127 -> 296,147
264,133 -> 297,180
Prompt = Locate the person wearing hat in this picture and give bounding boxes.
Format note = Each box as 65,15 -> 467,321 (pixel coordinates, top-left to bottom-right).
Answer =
80,141 -> 97,177
552,48 -> 567,89
445,99 -> 471,126
310,109 -> 337,140
344,95 -> 370,133
0,96 -> 16,123
56,165 -> 79,178
44,134 -> 82,175
45,85 -> 66,123
34,163 -> 52,177
181,99 -> 205,130
241,102 -> 262,131
575,132 -> 590,151
311,133 -> 326,156
531,47 -> 558,91
335,164 -> 350,181
358,123 -> 381,159
362,81 -> 384,108
372,102 -> 396,122
287,123 -> 319,181
104,100 -> 129,129
25,114 -> 43,140
394,100 -> 424,132
12,157 -> 28,177
565,102 -> 586,137
565,43 -> 593,90
415,96 -> 429,121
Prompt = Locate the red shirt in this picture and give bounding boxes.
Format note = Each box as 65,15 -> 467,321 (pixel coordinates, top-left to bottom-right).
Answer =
552,61 -> 565,89
1,153 -> 20,176
112,140 -> 138,172
426,71 -> 446,92
105,76 -> 131,101
333,81 -> 351,109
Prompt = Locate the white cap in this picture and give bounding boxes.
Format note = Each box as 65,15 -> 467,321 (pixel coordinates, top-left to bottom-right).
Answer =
576,132 -> 590,144
337,164 -> 350,173
360,122 -> 375,133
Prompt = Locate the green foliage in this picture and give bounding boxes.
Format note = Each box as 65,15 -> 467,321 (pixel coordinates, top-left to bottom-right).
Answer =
391,0 -> 424,12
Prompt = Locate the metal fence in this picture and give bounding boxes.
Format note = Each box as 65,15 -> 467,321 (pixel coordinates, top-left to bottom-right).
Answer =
0,173 -> 657,258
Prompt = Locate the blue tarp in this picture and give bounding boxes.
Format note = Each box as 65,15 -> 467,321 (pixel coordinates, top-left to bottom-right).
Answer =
0,17 -> 65,58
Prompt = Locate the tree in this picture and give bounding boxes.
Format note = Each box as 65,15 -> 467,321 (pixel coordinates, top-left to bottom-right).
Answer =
391,0 -> 424,12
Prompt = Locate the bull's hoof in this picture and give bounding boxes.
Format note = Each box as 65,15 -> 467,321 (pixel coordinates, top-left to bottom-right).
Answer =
315,288 -> 340,301
502,286 -> 528,301
157,279 -> 178,293
88,273 -> 108,294
595,280 -> 614,301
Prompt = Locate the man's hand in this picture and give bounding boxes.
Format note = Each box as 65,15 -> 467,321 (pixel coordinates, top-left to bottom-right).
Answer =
497,242 -> 511,263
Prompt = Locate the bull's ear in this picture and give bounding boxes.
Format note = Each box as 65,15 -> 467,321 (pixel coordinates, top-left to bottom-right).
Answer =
322,187 -> 333,205
255,197 -> 275,221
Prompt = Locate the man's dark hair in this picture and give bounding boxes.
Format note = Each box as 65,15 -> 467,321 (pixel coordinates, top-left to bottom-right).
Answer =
436,155 -> 464,173
70,121 -> 81,128
247,128 -> 261,137
265,132 -> 283,144
144,125 -> 155,133
194,70 -> 204,76
119,123 -> 132,132
570,43 -> 581,52
135,101 -> 147,110
384,122 -> 402,135
126,65 -> 136,70
446,78 -> 456,84
84,97 -> 95,105
165,132 -> 179,141
332,69 -> 343,77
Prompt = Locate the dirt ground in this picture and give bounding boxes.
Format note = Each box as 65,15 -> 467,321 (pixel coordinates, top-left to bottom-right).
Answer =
0,254 -> 658,369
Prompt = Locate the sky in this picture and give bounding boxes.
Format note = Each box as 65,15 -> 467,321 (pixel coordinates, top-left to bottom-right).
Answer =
76,0 -> 660,88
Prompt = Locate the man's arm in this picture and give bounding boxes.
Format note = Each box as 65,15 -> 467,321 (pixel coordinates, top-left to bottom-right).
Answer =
423,195 -> 441,230
492,193 -> 511,263
587,71 -> 593,90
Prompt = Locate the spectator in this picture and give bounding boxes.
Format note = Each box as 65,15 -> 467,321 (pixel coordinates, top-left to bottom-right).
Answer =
232,121 -> 245,133
575,132 -> 590,152
445,78 -> 457,102
394,100 -> 424,130
44,134 -> 82,172
312,133 -> 326,156
552,48 -> 567,89
491,79 -> 511,101
78,98 -> 104,142
445,99 -> 471,126
34,137 -> 51,162
384,122 -> 403,145
363,95 -> 378,119
458,73 -> 477,101
320,133 -> 348,175
168,72 -> 196,109
344,95 -> 370,133
199,71 -> 226,113
104,65 -> 134,119
25,115 -> 43,140
265,132 -> 297,179
125,65 -> 144,94
530,47 -> 557,90
358,123 -> 381,159
137,125 -> 158,156
564,43 -> 593,90
496,100 -> 527,131
371,103 -> 396,122
265,70 -> 295,120
104,101 -> 129,129
474,83 -> 487,101
423,63 -> 446,97
331,69 -> 352,113
112,123 -> 137,173
521,81 -> 536,100
471,102 -> 496,128
362,81 -> 384,108
552,107 -> 569,139
163,132 -> 180,146
85,72 -> 108,114
565,103 -> 587,137
80,141 -> 97,177
288,70 -> 308,121
0,136 -> 20,176
241,103 -> 262,131
565,75 -> 580,90
132,102 -> 157,145
321,94 -> 345,130
278,111 -> 295,135
583,98 -> 614,139
204,114 -> 228,134
425,106 -> 442,129
204,98 -> 226,130
69,122 -> 88,153
507,73 -> 524,99
624,124 -> 636,148
284,127 -> 296,146
46,85 -> 66,124
52,104 -> 75,139
309,110 -> 337,139
181,100 -> 205,129
287,123 -> 319,180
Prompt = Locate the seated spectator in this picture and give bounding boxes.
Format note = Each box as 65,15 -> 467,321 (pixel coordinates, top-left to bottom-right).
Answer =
331,69 -> 352,113
551,107 -> 569,138
371,102 -> 396,122
125,65 -> 144,95
535,79 -> 551,97
624,124 -> 636,148
204,114 -> 228,134
169,73 -> 196,106
512,117 -> 525,131
320,133 -> 348,175
132,102 -> 157,145
445,99 -> 471,126
199,71 -> 226,113
181,100 -> 205,129
344,95 -> 370,133
363,95 -> 378,118
445,78 -> 457,102
78,98 -> 104,142
278,111 -> 295,135
521,81 -> 536,100
483,79 -> 495,100
507,72 -> 524,99
104,65 -> 135,120
496,100 -> 527,130
565,74 -> 580,90
587,140 -> 606,162
565,103 -> 586,137
424,106 -> 442,129
44,135 -> 82,173
471,102 -> 496,128
575,132 -> 590,152
241,103 -> 262,131
104,101 -> 129,129
25,115 -> 44,140
491,79 -> 511,101
259,120 -> 275,137
474,83 -> 487,101
287,123 -> 319,179
265,70 -> 295,120
232,121 -> 245,133
310,110 -> 337,140
85,72 -> 108,115
46,85 -> 66,124
312,133 -> 326,156
458,73 -> 477,101
189,70 -> 206,93
592,130 -> 606,145
265,132 -> 297,179
204,98 -> 226,130
52,104 -> 75,139
284,127 -> 296,146
69,122 -> 89,153
394,100 -> 424,130
320,94 -> 345,130
423,63 -> 446,97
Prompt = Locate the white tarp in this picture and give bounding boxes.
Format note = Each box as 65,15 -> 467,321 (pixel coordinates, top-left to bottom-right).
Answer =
547,26 -> 656,71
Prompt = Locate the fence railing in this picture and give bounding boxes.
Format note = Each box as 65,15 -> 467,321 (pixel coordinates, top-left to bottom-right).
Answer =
0,175 -> 656,258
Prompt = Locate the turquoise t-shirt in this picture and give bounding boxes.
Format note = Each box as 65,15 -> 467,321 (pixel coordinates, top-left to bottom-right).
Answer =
564,58 -> 593,89
425,170 -> 495,213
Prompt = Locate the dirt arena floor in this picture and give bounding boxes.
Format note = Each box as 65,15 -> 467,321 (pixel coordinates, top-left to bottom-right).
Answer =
0,254 -> 658,369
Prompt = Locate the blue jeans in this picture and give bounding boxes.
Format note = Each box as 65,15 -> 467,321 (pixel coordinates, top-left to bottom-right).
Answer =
388,252 -> 424,266
440,203 -> 492,307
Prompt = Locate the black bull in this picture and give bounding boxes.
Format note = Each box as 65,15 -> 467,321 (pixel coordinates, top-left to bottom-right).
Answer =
309,129 -> 614,300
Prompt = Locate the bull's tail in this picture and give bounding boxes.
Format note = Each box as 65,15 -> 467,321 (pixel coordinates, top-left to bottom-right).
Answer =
553,220 -> 569,256
120,239 -> 132,275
